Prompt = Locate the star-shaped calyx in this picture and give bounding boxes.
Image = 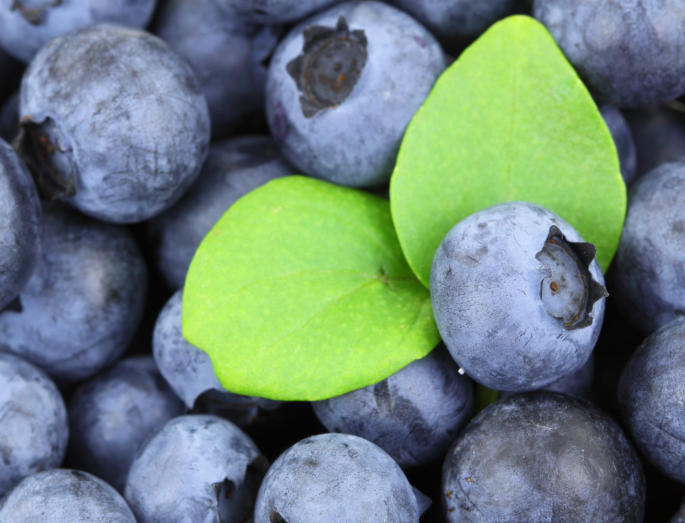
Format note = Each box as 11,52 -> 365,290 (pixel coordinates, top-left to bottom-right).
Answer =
287,16 -> 368,118
535,225 -> 609,331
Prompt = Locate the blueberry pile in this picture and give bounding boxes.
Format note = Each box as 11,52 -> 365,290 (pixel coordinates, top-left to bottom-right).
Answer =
2,0 -> 685,522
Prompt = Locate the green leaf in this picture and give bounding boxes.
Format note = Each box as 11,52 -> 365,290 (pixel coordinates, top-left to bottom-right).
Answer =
182,176 -> 440,401
390,15 -> 626,287
475,385 -> 500,415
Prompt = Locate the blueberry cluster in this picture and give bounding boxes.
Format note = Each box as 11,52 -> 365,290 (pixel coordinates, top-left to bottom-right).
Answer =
1,0 -> 685,522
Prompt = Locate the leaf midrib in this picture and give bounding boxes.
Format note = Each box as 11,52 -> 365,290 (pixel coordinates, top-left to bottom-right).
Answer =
215,269 -> 417,302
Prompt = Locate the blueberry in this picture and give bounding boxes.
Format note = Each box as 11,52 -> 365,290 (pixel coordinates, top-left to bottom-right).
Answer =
611,159 -> 685,333
386,0 -> 518,44
443,392 -> 645,522
15,24 -> 211,224
125,414 -> 268,523
0,469 -> 137,523
254,433 -> 424,523
153,290 -> 282,426
0,137 -> 41,311
67,356 -> 185,492
501,352 -> 595,400
0,91 -> 19,142
601,105 -> 637,185
312,345 -> 473,468
0,204 -> 147,382
431,201 -> 607,392
624,104 -> 685,179
223,0 -> 340,25
0,0 -> 157,63
154,1 -> 280,138
534,0 -> 685,107
618,318 -> 685,483
0,352 -> 68,497
266,1 -> 446,187
148,136 -> 292,289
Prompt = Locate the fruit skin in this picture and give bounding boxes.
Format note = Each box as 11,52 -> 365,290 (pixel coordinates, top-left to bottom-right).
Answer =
153,290 -> 281,425
254,433 -> 421,523
500,352 -> 595,399
0,0 -> 157,63
125,414 -> 268,523
442,392 -> 646,523
0,469 -> 137,523
16,24 -> 210,224
312,345 -> 473,468
147,136 -> 292,290
386,0 -> 518,43
618,318 -> 685,484
534,0 -> 685,108
154,0 -> 281,138
612,159 -> 685,333
625,105 -> 685,179
601,105 -> 637,185
0,137 -> 41,311
0,204 -> 147,382
266,1 -> 445,187
0,352 -> 68,497
67,356 -> 185,493
430,201 -> 606,392
222,0 -> 340,24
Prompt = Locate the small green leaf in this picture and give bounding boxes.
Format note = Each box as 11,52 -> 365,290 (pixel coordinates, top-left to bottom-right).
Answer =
182,176 -> 440,401
390,15 -> 626,287
475,385 -> 500,415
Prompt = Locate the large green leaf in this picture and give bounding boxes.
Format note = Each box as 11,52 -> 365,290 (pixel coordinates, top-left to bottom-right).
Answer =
390,15 -> 626,287
183,176 -> 439,401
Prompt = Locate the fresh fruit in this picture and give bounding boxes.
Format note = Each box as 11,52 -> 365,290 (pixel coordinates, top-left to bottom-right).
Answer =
254,433 -> 426,523
125,415 -> 268,523
0,469 -> 137,523
612,159 -> 685,333
266,1 -> 446,187
0,137 -> 41,311
443,392 -> 645,522
0,352 -> 68,497
387,0 -> 518,43
312,345 -> 473,468
15,24 -> 210,224
618,317 -> 685,483
67,356 -> 185,492
154,1 -> 281,138
0,0 -> 157,63
430,201 -> 607,392
0,204 -> 147,381
535,0 -> 685,107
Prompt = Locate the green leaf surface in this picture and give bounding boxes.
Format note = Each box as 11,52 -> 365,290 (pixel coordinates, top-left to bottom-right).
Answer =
390,15 -> 626,287
182,176 -> 440,401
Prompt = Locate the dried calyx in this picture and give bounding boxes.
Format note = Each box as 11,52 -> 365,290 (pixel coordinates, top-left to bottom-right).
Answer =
287,16 -> 368,118
215,456 -> 269,523
14,116 -> 77,200
11,0 -> 61,25
536,226 -> 608,330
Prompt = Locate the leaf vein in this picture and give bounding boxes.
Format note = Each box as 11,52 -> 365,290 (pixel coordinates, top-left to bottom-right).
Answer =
256,279 -> 378,356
